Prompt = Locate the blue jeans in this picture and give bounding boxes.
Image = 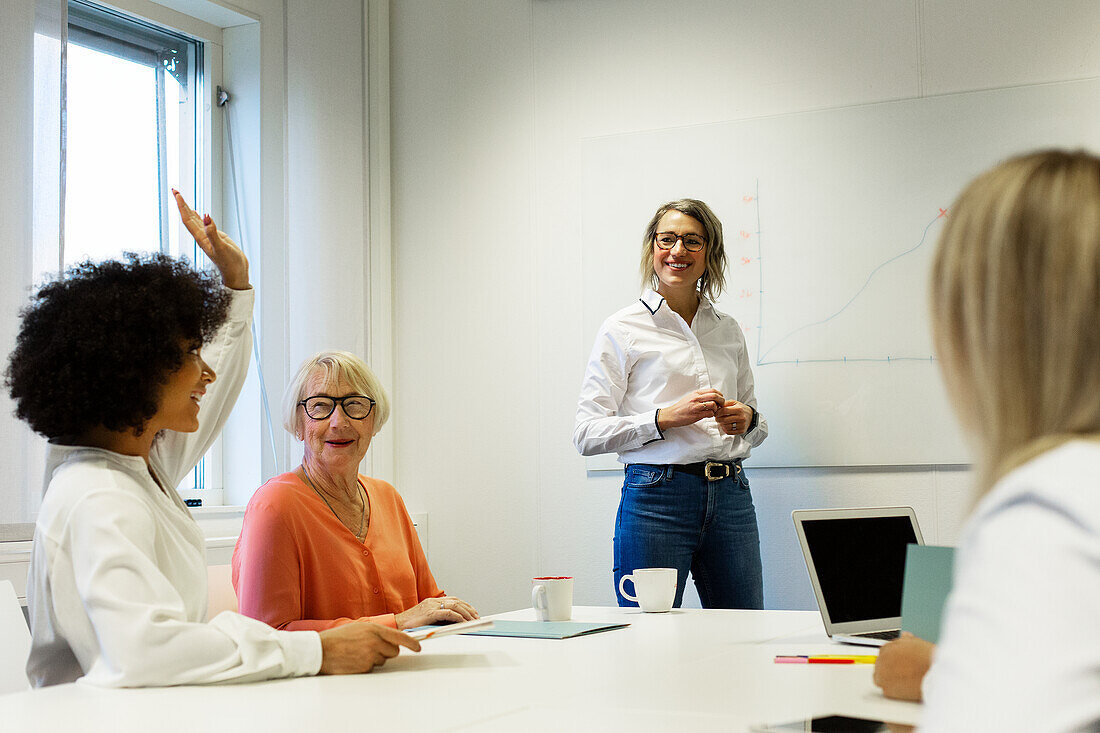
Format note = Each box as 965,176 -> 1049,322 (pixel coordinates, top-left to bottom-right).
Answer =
613,463 -> 764,609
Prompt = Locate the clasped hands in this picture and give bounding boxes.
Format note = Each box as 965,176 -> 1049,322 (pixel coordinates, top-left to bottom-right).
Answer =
657,388 -> 753,435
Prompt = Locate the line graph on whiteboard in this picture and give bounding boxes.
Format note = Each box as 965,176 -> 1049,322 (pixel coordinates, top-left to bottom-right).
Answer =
722,180 -> 947,368
579,77 -> 1100,465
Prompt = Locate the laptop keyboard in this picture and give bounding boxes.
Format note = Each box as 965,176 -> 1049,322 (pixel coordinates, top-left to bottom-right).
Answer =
852,629 -> 901,641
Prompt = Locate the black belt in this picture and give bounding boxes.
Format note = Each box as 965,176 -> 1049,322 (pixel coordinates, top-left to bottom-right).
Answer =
673,460 -> 742,481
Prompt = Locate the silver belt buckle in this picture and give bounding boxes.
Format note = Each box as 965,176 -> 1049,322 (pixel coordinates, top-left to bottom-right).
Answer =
704,461 -> 730,481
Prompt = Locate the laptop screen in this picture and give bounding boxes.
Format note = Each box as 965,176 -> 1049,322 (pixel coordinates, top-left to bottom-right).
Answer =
800,516 -> 918,623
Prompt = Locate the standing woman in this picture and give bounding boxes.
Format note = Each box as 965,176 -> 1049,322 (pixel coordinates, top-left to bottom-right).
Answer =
574,199 -> 768,609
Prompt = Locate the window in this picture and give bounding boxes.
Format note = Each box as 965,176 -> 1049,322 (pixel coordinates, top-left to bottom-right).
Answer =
63,0 -> 203,266
28,0 -> 229,507
62,1 -> 218,501
3,0 -> 267,537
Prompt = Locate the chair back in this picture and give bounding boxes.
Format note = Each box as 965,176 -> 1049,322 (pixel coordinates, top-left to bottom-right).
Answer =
0,580 -> 31,694
206,564 -> 238,618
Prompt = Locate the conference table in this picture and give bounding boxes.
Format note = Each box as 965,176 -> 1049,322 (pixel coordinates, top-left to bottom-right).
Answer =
0,606 -> 921,731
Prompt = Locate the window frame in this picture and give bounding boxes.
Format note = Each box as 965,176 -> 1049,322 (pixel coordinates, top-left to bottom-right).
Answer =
60,0 -> 225,504
1,0 -> 270,563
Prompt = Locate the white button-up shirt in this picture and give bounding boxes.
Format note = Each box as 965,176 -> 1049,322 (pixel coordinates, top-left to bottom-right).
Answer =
573,289 -> 767,465
26,289 -> 322,687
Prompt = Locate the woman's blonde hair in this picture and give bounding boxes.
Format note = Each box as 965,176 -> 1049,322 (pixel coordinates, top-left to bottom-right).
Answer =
931,149 -> 1100,492
640,198 -> 728,301
282,350 -> 391,438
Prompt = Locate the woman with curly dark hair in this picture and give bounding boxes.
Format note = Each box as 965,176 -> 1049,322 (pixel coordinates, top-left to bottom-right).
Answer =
7,192 -> 418,687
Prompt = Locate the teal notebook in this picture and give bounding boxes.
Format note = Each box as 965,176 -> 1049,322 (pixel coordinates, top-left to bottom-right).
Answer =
461,620 -> 630,639
900,544 -> 955,644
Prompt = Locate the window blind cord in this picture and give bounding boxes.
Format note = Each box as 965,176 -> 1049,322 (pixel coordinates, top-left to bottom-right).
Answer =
57,3 -> 69,274
217,86 -> 281,474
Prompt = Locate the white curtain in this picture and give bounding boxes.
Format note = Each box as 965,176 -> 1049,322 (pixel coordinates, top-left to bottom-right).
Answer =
0,0 -> 64,530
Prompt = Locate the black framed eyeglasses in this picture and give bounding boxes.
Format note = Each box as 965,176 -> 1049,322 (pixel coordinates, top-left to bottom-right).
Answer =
298,394 -> 376,420
654,232 -> 706,252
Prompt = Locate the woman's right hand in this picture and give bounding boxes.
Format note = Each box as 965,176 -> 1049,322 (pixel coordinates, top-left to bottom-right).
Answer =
873,633 -> 934,701
317,621 -> 420,674
657,389 -> 724,430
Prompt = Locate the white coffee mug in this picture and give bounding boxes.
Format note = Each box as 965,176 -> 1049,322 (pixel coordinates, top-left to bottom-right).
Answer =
531,576 -> 573,622
618,568 -> 677,612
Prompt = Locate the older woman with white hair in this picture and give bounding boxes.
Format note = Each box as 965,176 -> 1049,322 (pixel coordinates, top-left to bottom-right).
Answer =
232,351 -> 478,631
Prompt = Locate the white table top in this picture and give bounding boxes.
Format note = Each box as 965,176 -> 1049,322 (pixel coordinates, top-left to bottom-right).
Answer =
0,606 -> 921,731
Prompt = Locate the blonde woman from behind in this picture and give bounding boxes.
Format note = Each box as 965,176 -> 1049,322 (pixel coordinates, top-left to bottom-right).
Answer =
906,150 -> 1100,731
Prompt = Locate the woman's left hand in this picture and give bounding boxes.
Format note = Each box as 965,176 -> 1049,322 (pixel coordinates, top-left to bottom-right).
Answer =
395,596 -> 480,630
715,400 -> 754,435
173,190 -> 250,290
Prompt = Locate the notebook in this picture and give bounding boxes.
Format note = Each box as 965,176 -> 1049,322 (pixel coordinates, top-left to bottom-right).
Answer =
792,507 -> 924,647
900,544 -> 955,644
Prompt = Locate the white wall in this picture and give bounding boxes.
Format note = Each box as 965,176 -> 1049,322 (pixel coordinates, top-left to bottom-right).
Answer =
388,0 -> 1100,614
390,0 -> 541,615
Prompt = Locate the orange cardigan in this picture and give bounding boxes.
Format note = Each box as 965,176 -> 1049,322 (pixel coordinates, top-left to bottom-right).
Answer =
232,472 -> 443,631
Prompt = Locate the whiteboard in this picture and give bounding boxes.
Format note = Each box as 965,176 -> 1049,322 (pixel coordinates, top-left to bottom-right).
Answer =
581,78 -> 1100,468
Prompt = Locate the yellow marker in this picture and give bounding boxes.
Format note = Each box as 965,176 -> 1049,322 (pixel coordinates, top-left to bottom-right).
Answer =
809,654 -> 877,664
775,654 -> 879,664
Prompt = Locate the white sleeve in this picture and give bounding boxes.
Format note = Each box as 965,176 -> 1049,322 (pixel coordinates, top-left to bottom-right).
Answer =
733,328 -> 768,448
69,488 -> 321,687
572,323 -> 663,457
153,288 -> 254,488
919,497 -> 1100,732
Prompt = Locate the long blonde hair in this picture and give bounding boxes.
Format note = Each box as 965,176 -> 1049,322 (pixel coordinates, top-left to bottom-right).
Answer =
931,149 -> 1100,492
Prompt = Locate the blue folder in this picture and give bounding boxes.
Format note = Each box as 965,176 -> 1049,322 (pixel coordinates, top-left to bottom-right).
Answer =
900,544 -> 955,643
461,620 -> 630,639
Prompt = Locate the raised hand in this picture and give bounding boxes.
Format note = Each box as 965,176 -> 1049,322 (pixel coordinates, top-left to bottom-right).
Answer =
657,389 -> 724,430
172,189 -> 249,290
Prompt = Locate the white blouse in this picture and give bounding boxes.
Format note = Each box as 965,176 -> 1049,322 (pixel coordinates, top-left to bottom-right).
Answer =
25,288 -> 322,687
920,440 -> 1100,732
574,289 -> 767,465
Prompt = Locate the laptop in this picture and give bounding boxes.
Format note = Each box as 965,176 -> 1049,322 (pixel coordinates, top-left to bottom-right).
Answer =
792,507 -> 924,647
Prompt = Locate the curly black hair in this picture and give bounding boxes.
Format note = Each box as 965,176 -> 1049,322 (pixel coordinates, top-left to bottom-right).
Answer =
5,253 -> 231,439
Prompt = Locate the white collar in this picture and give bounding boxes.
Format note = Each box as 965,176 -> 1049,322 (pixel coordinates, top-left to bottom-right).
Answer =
639,289 -> 717,319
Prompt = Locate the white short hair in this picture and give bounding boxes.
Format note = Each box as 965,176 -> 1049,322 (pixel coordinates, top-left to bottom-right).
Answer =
282,350 -> 390,438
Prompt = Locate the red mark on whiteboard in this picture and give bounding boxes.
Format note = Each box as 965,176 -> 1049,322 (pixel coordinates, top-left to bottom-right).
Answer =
938,208 -> 948,218
739,289 -> 754,299
741,257 -> 752,266
739,230 -> 751,239
742,195 -> 755,203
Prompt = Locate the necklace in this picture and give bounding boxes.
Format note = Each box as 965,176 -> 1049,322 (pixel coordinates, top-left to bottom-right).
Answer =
301,467 -> 367,541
